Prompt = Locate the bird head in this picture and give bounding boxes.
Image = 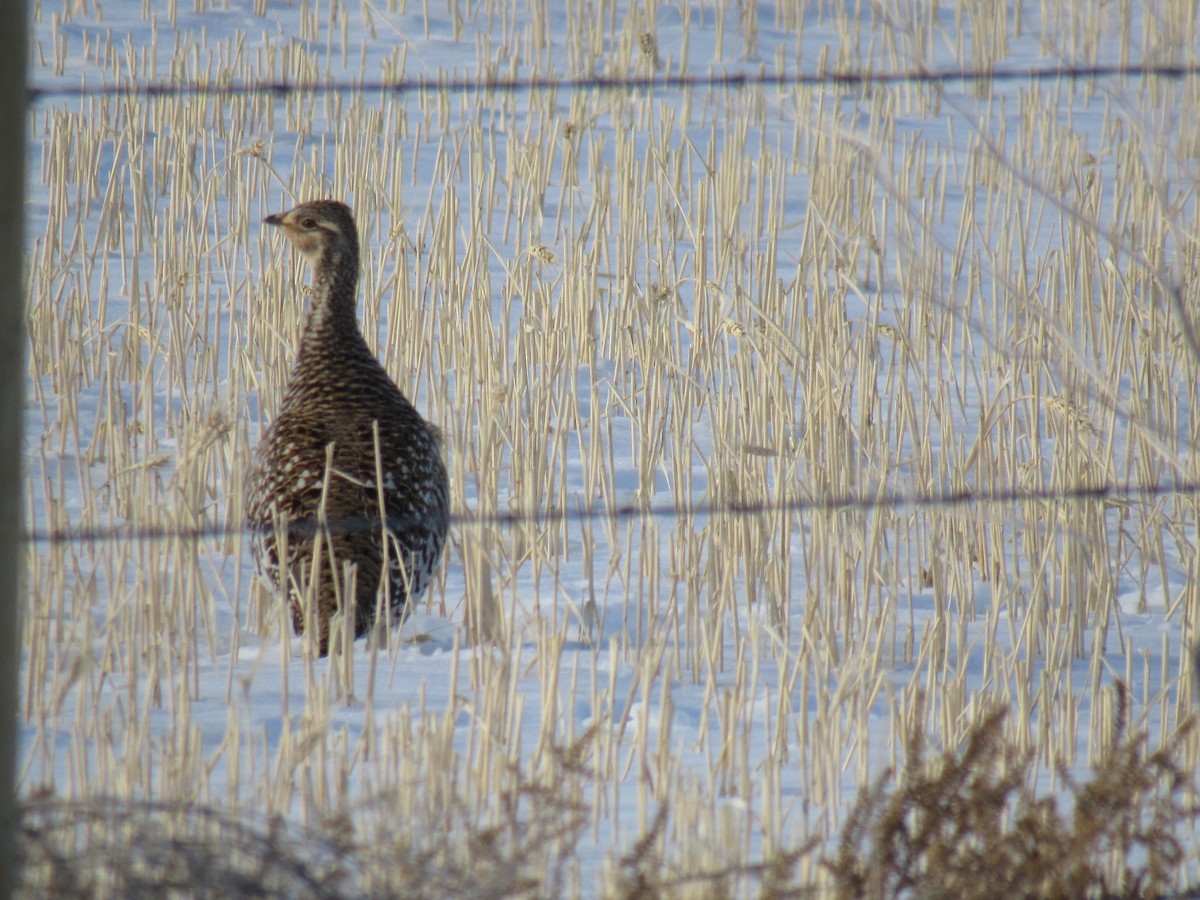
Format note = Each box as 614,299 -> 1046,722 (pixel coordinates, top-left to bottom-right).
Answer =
264,200 -> 359,268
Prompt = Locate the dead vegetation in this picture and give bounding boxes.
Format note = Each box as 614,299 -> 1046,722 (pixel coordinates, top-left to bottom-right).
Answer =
18,709 -> 1200,897
21,0 -> 1200,895
827,707 -> 1200,899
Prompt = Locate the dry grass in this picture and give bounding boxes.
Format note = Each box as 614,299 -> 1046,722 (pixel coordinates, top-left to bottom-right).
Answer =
20,0 -> 1200,895
19,742 -> 590,898
828,705 -> 1200,899
19,708 -> 1198,896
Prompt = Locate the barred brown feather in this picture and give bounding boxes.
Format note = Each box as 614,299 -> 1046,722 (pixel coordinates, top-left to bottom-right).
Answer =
246,200 -> 449,657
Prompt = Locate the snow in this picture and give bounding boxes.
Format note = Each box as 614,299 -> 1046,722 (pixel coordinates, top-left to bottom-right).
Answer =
21,0 -> 1200,893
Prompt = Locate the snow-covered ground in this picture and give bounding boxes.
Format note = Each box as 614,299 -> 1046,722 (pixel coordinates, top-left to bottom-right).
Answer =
21,0 -> 1200,893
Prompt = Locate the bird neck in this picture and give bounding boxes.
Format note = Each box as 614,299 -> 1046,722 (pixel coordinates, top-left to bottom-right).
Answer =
300,245 -> 362,348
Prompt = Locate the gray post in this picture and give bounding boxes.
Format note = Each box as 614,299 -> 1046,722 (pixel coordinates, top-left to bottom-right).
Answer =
0,0 -> 28,896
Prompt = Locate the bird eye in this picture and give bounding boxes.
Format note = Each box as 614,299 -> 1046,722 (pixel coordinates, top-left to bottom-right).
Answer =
301,217 -> 318,229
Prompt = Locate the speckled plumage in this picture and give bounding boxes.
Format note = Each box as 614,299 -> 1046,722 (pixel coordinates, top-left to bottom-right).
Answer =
246,200 -> 449,656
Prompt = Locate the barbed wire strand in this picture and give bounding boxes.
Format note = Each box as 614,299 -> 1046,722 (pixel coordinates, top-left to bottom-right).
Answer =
25,62 -> 1200,104
23,61 -> 1200,546
23,479 -> 1200,546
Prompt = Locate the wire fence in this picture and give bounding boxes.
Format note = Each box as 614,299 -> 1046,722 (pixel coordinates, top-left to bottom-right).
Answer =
23,60 -> 1200,548
25,61 -> 1200,104
24,479 -> 1200,546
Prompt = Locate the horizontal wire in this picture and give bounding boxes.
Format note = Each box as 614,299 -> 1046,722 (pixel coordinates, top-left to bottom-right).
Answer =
23,60 -> 1200,545
23,479 -> 1200,546
26,62 -> 1200,104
